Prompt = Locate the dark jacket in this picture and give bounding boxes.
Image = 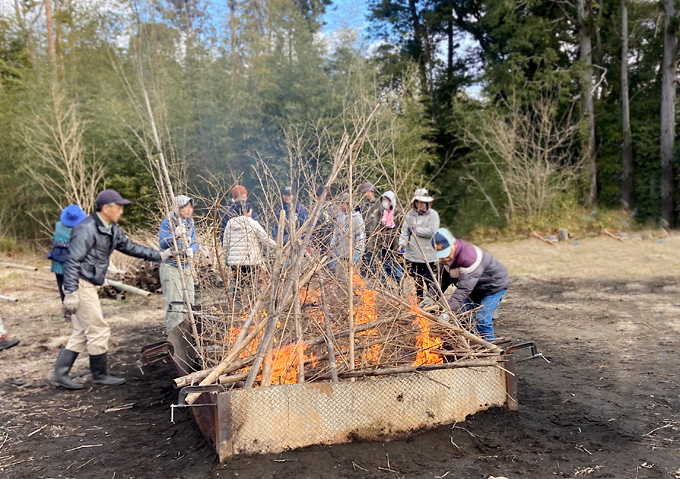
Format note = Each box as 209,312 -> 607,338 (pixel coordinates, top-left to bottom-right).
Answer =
63,213 -> 161,294
433,238 -> 510,311
272,202 -> 308,245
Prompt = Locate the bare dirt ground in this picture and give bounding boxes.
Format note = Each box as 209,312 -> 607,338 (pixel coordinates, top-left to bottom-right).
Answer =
1,235 -> 679,479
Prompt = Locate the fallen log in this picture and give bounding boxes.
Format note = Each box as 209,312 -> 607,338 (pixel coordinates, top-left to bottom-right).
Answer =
602,228 -> 625,242
531,231 -> 557,246
106,279 -> 152,298
0,262 -> 38,271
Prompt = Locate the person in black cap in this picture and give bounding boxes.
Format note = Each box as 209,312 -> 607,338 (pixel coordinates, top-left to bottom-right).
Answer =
272,186 -> 308,245
50,189 -> 174,390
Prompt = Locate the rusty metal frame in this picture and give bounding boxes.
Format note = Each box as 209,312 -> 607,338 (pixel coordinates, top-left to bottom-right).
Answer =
178,359 -> 512,462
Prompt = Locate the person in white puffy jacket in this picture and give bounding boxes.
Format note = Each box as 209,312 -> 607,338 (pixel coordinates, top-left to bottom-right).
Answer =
330,195 -> 365,281
222,203 -> 276,299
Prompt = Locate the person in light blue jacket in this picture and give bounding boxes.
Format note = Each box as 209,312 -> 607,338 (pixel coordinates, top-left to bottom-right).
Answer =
158,195 -> 200,372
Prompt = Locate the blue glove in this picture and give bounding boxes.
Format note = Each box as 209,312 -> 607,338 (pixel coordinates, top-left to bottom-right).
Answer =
353,253 -> 359,263
408,226 -> 415,234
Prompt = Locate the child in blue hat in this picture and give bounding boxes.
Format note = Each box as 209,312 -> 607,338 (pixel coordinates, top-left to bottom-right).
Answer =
47,204 -> 87,316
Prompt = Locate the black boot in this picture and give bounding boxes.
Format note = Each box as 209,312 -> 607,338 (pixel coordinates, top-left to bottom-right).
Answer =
50,349 -> 85,390
0,335 -> 19,351
89,353 -> 125,386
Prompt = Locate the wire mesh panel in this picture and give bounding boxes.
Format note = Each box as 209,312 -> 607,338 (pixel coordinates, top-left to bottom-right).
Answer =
222,365 -> 508,458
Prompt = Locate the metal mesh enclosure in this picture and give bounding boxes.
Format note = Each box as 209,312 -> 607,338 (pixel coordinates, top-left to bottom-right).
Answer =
223,365 -> 508,457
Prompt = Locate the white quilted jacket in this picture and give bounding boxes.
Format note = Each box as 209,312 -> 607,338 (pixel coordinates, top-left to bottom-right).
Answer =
222,216 -> 276,266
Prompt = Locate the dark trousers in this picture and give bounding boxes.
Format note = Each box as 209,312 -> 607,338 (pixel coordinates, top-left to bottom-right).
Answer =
56,274 -> 65,302
406,261 -> 435,301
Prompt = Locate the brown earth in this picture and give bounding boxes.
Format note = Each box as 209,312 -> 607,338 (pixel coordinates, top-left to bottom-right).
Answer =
1,236 -> 679,479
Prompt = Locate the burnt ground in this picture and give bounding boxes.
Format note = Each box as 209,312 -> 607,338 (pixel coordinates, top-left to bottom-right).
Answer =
1,268 -> 680,478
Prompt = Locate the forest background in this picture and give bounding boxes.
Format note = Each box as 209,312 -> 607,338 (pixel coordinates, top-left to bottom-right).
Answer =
0,0 -> 677,247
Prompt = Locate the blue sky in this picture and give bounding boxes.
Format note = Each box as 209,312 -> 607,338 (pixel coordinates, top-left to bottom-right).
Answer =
321,0 -> 369,34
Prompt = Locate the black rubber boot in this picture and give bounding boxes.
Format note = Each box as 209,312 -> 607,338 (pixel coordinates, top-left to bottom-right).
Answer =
89,353 -> 125,386
0,337 -> 20,351
50,349 -> 85,390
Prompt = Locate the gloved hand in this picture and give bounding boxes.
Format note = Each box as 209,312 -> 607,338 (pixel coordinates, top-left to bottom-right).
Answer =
439,312 -> 450,321
353,253 -> 359,263
398,247 -> 405,256
63,292 -> 79,314
186,248 -> 194,259
160,249 -> 176,262
176,224 -> 187,237
408,226 -> 415,235
419,296 -> 436,309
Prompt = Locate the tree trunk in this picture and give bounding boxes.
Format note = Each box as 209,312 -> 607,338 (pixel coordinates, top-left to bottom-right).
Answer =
621,0 -> 634,209
447,18 -> 453,81
661,0 -> 678,226
45,0 -> 56,66
54,0 -> 64,71
578,0 -> 597,205
407,0 -> 429,99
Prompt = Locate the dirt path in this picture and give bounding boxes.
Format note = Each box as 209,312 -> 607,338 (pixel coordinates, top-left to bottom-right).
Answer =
1,237 -> 679,478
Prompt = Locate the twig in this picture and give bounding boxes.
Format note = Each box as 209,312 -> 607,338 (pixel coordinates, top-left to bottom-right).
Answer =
104,403 -> 135,413
66,444 -> 103,452
27,425 -> 47,437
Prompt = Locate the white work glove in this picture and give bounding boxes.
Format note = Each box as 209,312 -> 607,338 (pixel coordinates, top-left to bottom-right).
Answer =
419,296 -> 436,309
63,292 -> 79,314
176,224 -> 187,237
160,249 -> 175,262
439,312 -> 450,321
186,248 -> 194,259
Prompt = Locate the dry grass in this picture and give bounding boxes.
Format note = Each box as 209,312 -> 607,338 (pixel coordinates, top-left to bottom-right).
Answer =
483,234 -> 679,281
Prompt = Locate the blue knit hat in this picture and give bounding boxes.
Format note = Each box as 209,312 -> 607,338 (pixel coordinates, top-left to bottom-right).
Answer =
60,204 -> 87,228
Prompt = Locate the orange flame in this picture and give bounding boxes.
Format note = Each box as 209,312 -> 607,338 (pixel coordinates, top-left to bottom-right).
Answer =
352,274 -> 381,365
412,316 -> 444,366
410,300 -> 444,366
270,340 -> 307,385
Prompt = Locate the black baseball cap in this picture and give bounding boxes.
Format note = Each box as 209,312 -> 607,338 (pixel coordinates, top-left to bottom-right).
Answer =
95,189 -> 132,208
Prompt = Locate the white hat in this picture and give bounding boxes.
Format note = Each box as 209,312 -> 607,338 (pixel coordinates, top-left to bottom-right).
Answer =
173,195 -> 193,208
412,188 -> 434,203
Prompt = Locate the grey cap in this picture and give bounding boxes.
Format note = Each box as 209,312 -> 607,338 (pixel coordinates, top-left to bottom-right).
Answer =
282,186 -> 293,195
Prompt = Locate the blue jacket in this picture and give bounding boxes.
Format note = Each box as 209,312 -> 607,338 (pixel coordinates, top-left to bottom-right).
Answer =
48,221 -> 73,275
272,202 -> 308,245
159,215 -> 199,267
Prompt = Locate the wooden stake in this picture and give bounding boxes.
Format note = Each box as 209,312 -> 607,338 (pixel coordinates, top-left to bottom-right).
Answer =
319,277 -> 339,383
142,89 -> 202,360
